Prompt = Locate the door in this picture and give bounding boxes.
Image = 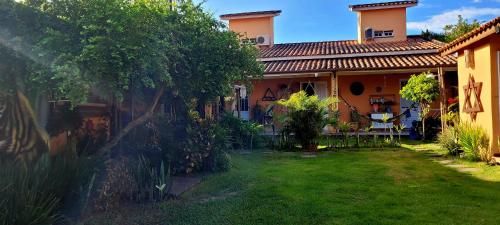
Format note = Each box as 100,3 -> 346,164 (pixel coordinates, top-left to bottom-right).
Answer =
400,80 -> 421,128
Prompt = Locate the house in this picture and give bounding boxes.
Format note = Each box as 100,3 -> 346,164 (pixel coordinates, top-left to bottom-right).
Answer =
221,0 -> 458,131
440,17 -> 500,154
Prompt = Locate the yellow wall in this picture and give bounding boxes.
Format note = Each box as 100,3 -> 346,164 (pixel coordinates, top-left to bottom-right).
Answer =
357,8 -> 407,43
228,17 -> 275,45
457,35 -> 500,153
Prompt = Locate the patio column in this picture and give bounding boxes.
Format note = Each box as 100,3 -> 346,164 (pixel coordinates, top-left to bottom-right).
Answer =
331,72 -> 338,110
438,67 -> 447,129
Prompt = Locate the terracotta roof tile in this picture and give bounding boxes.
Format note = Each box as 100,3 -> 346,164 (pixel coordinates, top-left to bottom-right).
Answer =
260,36 -> 444,58
262,54 -> 456,74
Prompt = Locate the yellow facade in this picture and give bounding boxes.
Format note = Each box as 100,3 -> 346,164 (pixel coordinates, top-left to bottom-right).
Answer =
226,16 -> 276,47
456,35 -> 500,153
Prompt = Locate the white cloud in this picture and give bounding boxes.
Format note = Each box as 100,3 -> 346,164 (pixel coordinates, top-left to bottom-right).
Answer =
408,7 -> 500,32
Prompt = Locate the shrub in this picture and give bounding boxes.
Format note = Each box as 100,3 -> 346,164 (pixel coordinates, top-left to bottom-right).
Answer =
0,152 -> 94,225
457,122 -> 490,161
277,91 -> 336,151
134,156 -> 170,202
94,158 -> 137,211
219,113 -> 263,150
438,127 -> 461,156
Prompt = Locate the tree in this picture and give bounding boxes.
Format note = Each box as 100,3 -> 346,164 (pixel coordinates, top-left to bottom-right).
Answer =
443,15 -> 481,43
400,72 -> 440,140
3,0 -> 263,153
421,15 -> 481,43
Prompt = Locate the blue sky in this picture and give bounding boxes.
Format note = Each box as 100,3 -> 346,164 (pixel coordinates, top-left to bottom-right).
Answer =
195,0 -> 500,43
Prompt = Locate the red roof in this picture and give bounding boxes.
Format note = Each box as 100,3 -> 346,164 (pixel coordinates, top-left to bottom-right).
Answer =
260,36 -> 444,58
349,1 -> 418,11
259,36 -> 456,74
262,54 -> 456,74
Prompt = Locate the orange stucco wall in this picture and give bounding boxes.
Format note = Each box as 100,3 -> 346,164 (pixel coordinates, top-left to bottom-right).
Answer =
357,8 -> 407,43
228,17 -> 275,45
250,76 -> 332,112
457,35 -> 500,153
249,73 -> 441,124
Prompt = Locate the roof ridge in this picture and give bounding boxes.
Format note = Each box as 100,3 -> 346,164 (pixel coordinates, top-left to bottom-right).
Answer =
272,35 -> 425,46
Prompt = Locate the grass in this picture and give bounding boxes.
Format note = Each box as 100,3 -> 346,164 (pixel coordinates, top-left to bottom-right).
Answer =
83,147 -> 500,225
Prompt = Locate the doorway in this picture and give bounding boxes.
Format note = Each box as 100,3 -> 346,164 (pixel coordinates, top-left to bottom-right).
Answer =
400,79 -> 421,129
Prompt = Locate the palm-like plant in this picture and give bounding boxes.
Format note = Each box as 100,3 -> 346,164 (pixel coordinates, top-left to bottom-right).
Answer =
277,91 -> 337,151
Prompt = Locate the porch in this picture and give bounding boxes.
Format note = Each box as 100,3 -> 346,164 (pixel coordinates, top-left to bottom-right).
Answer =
238,67 -> 457,131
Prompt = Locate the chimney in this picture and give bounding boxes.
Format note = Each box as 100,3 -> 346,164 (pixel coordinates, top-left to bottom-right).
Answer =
220,10 -> 281,48
349,1 -> 418,44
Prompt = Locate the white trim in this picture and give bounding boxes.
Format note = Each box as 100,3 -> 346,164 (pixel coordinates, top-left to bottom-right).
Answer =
258,49 -> 438,62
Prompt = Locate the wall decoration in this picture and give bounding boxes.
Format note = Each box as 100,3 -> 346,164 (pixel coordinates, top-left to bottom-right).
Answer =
463,75 -> 483,120
262,88 -> 277,101
350,82 -> 365,96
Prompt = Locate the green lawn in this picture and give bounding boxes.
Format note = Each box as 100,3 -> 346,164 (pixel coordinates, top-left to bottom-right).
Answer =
84,149 -> 500,225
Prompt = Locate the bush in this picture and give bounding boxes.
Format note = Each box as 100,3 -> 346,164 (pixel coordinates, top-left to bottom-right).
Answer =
457,122 -> 490,161
0,152 -> 94,225
94,158 -> 137,211
219,113 -> 263,150
134,156 -> 170,202
438,127 -> 461,156
277,91 -> 335,151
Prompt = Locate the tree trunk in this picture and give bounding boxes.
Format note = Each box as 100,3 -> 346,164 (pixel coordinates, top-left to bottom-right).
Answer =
422,117 -> 426,141
98,84 -> 166,154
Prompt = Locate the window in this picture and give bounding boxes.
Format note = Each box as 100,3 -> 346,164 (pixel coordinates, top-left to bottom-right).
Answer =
239,96 -> 249,112
373,30 -> 394,38
350,82 -> 365,96
242,38 -> 257,44
300,82 -> 328,99
301,83 -> 315,96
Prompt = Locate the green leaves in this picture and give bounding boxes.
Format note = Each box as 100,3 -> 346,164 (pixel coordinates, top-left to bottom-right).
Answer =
277,91 -> 337,150
400,72 -> 440,106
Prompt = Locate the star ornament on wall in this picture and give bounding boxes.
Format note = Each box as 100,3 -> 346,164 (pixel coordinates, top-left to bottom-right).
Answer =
463,75 -> 483,120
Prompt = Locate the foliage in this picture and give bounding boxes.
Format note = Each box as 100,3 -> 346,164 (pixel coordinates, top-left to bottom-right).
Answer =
45,103 -> 83,137
394,124 -> 406,145
338,122 -> 351,148
0,151 -> 95,225
421,15 -> 481,43
277,91 -> 336,151
443,15 -> 481,43
438,127 -> 461,156
134,156 -> 170,202
219,113 -> 263,150
94,158 -> 137,211
457,122 -> 490,161
3,0 -> 263,154
400,72 -> 439,140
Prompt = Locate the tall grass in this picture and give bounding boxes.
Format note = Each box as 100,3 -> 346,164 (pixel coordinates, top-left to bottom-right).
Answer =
0,152 -> 94,225
457,122 -> 490,161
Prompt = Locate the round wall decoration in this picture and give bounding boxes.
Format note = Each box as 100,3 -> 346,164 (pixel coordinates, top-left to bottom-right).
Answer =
350,82 -> 365,96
